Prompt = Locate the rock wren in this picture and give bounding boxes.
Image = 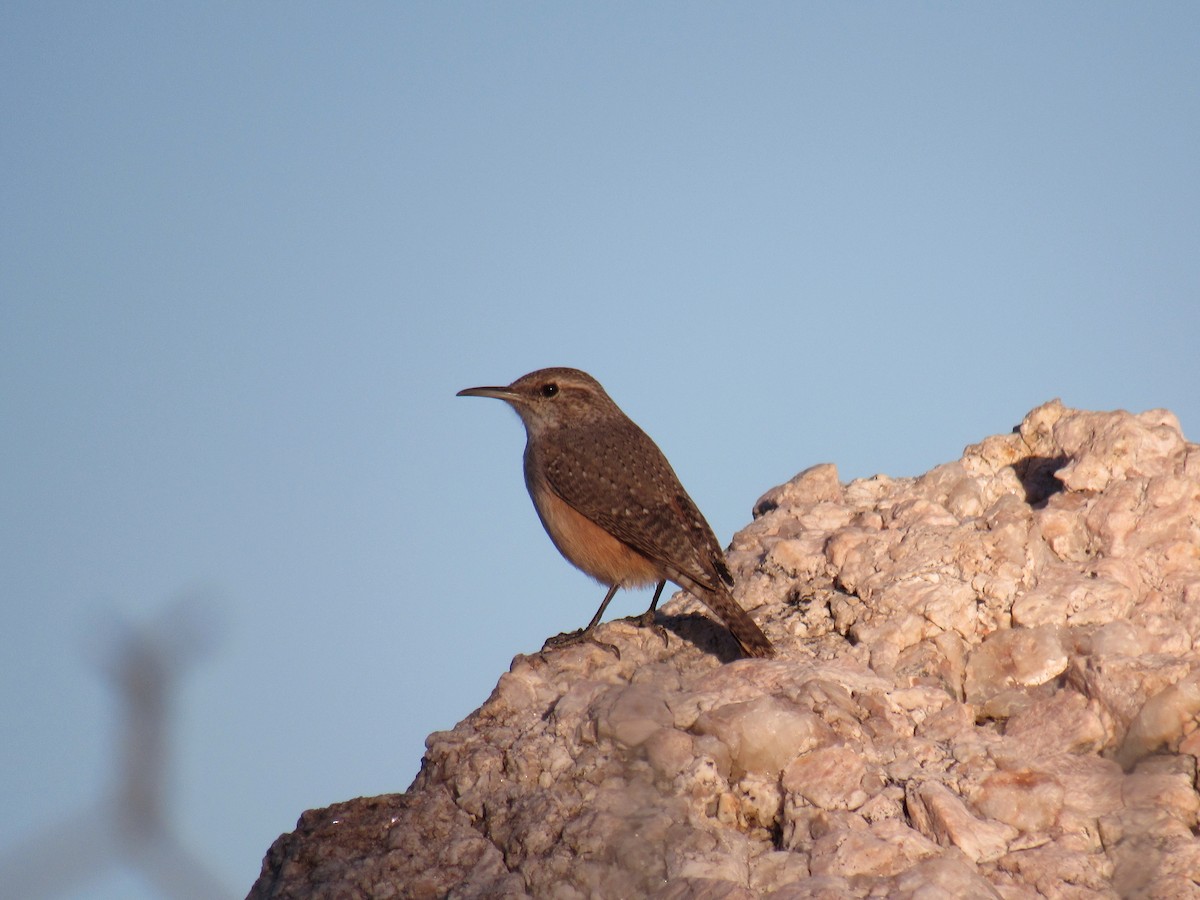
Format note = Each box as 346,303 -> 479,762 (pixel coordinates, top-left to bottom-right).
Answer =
457,367 -> 774,659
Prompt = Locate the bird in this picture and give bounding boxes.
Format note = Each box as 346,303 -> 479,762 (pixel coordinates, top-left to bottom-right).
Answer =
457,367 -> 774,658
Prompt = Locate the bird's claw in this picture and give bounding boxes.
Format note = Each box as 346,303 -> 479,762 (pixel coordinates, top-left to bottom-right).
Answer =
622,610 -> 670,649
541,629 -> 622,660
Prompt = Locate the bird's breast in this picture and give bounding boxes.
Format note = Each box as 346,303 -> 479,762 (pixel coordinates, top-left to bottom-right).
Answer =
525,473 -> 663,590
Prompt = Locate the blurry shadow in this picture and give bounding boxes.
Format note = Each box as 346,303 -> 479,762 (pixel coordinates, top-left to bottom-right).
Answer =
657,612 -> 749,664
0,597 -> 234,899
1013,454 -> 1069,507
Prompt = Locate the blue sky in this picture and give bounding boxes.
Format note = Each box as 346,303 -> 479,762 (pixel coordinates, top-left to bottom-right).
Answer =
3,4 -> 1198,897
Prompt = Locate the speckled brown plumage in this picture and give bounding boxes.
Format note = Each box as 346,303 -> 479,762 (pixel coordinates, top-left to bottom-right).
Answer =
458,367 -> 774,659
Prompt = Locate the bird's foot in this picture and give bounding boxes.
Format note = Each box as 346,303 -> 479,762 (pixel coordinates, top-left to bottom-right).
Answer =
541,628 -> 621,660
621,610 -> 670,649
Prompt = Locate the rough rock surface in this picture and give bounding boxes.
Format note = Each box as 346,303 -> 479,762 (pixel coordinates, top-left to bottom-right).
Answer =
249,401 -> 1200,899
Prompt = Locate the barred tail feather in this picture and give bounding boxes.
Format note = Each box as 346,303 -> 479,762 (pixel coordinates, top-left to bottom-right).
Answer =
698,586 -> 775,658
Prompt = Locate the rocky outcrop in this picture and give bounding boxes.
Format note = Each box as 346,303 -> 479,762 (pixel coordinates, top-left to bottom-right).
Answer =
249,401 -> 1200,899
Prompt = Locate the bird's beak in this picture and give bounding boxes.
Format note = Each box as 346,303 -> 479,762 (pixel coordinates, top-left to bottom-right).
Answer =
456,385 -> 520,402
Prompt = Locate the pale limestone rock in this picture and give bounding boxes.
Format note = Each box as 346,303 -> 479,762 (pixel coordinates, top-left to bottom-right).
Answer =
995,844 -> 1118,898
1033,753 -> 1125,827
1083,620 -> 1147,657
765,875 -> 853,899
1116,667 -> 1200,768
747,850 -> 810,893
595,682 -> 674,748
964,625 -> 1068,704
1000,690 -> 1107,758
1100,757 -> 1200,898
906,780 -> 1017,863
1074,653 -> 1195,739
251,403 -> 1200,899
692,695 -> 829,779
644,726 -> 696,780
653,879 -> 757,900
806,817 -> 940,879
889,851 -> 1005,899
973,770 -> 1065,832
781,745 -> 867,811
753,463 -> 844,514
1011,567 -> 1139,628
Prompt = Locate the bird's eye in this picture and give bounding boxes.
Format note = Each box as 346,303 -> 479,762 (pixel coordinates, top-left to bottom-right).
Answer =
541,383 -> 559,398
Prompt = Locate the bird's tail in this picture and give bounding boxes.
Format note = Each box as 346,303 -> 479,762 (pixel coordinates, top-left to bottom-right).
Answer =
697,585 -> 775,659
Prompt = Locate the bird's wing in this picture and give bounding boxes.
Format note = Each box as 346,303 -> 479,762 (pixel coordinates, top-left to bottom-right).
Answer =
541,422 -> 728,593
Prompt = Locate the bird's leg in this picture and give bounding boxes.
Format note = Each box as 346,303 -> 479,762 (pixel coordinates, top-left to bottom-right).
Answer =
627,580 -> 665,624
584,582 -> 622,631
542,584 -> 622,658
649,579 -> 665,612
624,580 -> 669,648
